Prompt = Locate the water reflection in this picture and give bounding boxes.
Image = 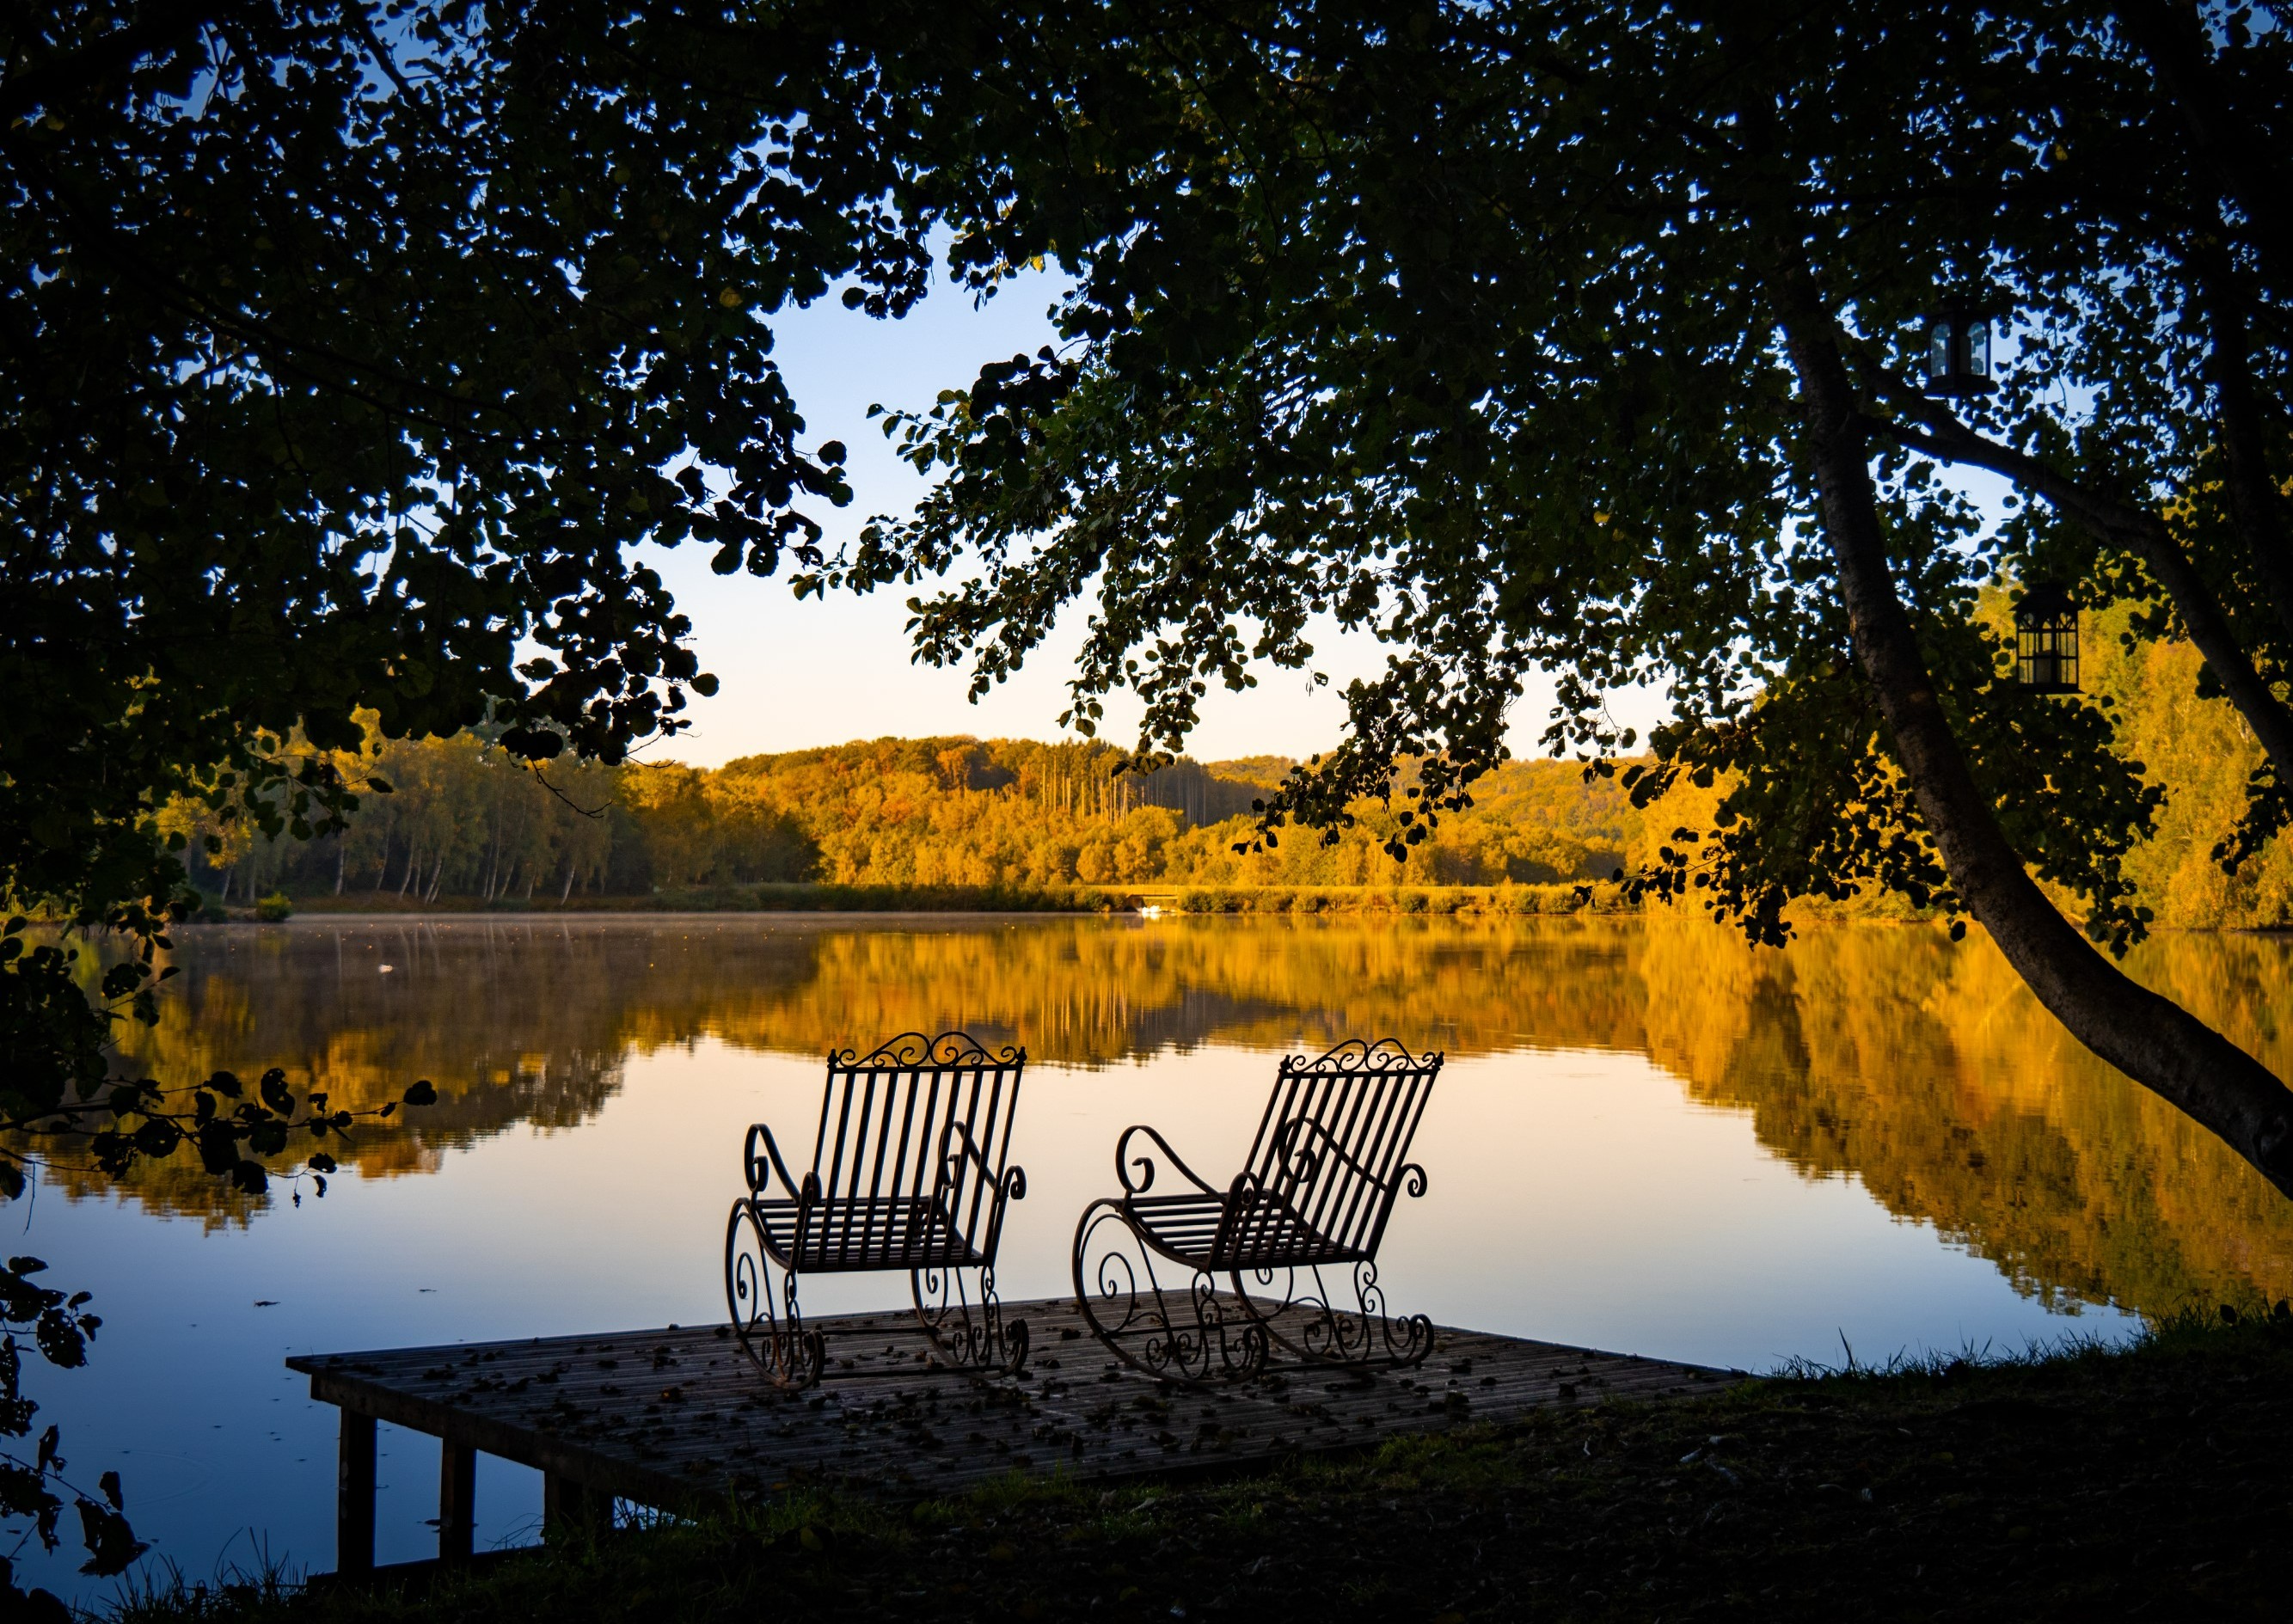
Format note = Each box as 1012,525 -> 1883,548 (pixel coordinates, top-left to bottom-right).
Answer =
23,912 -> 2293,1598
58,912 -> 2293,1317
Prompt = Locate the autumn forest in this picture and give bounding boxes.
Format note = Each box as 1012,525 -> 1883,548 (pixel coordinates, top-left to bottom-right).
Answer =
183,604 -> 2293,932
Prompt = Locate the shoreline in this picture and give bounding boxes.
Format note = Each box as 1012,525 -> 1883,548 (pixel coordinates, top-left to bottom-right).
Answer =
176,897 -> 2293,935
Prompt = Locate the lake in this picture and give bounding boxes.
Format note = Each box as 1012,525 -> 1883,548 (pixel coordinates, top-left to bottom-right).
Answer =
14,912 -> 2293,1599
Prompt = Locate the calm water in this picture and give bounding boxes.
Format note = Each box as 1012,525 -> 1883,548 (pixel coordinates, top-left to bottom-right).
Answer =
15,913 -> 2293,1597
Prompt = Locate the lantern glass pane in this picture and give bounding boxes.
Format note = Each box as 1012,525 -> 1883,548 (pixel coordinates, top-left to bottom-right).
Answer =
1960,320 -> 1990,378
1928,323 -> 1951,381
2015,606 -> 2079,692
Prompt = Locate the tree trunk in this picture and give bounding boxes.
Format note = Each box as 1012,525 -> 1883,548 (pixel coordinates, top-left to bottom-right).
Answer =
1779,284 -> 2293,1197
2199,278 -> 2293,647
335,843 -> 346,895
561,861 -> 574,904
2122,0 -> 2293,293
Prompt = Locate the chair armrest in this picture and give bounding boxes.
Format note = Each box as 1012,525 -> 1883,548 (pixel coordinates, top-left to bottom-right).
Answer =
743,1122 -> 815,1204
1114,1125 -> 1222,1197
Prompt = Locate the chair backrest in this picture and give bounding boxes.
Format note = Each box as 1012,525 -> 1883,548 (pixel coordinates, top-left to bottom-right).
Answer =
1241,1039 -> 1442,1259
807,1031 -> 1026,1265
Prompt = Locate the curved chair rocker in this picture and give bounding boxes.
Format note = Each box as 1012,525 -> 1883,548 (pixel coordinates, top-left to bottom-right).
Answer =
1072,1038 -> 1443,1384
725,1031 -> 1027,1388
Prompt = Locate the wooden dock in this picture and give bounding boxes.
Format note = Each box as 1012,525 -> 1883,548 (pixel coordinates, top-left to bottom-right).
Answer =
289,1296 -> 1737,1575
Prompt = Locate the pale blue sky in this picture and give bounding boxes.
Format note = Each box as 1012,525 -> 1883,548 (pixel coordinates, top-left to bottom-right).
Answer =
639,269 -> 1671,768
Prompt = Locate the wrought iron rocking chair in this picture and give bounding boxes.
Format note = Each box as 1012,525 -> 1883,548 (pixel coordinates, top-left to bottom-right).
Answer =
1071,1038 -> 1443,1384
725,1031 -> 1028,1388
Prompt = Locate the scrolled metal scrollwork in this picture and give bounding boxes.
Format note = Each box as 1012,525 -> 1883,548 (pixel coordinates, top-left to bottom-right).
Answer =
725,1199 -> 825,1388
1073,1035 -> 1440,1386
1072,1202 -> 1268,1384
1283,1036 -> 1438,1076
833,1030 -> 1022,1069
1114,1124 -> 1219,1197
1232,1258 -> 1433,1372
910,1263 -> 1029,1376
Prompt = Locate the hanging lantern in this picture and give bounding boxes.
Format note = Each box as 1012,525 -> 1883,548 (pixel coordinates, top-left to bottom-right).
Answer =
2013,580 -> 2080,694
1922,306 -> 1996,397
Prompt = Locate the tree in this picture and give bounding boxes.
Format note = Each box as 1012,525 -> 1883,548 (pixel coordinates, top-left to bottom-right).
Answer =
9,0 -> 2291,1587
4,0 -> 935,1069
812,2 -> 2293,1192
2,0 -> 917,1587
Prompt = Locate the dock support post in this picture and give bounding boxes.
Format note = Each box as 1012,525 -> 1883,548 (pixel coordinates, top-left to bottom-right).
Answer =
438,1437 -> 476,1561
337,1410 -> 377,1575
543,1471 -> 603,1539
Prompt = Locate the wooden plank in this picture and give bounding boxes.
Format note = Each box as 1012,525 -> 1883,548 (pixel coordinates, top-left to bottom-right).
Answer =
288,1299 -> 1743,1516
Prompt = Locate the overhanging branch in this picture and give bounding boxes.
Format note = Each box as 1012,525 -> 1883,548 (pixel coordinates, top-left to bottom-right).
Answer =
1867,402 -> 2293,792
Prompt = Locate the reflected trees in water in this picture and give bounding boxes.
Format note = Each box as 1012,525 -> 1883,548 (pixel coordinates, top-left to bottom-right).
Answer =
34,916 -> 2293,1320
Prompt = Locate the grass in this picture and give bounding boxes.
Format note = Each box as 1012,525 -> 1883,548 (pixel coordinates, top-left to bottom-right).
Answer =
91,1308 -> 2293,1621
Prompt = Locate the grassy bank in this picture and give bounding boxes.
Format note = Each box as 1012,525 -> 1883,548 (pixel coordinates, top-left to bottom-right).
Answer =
101,1309 -> 2293,1622
228,880 -> 1636,920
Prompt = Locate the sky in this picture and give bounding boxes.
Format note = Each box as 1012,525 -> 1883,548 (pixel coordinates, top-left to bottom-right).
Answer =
635,268 -> 1675,770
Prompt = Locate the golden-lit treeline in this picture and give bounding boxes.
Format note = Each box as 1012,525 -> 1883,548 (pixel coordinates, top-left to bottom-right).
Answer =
2090,610 -> 2293,928
1955,591 -> 2293,928
191,731 -> 1640,900
40,916 -> 2293,1318
707,737 -> 1634,889
171,600 -> 2293,924
167,727 -> 632,904
1623,594 -> 2293,933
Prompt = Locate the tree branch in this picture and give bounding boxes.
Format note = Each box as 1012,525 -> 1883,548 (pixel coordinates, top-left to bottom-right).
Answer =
1868,401 -> 2293,793
2119,0 -> 2293,291
339,0 -> 416,101
0,0 -> 224,126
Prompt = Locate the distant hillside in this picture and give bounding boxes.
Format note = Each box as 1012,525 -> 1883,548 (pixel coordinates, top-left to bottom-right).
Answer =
191,607 -> 2293,929
181,732 -> 1639,903
1203,756 -> 1298,790
696,736 -> 1633,890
